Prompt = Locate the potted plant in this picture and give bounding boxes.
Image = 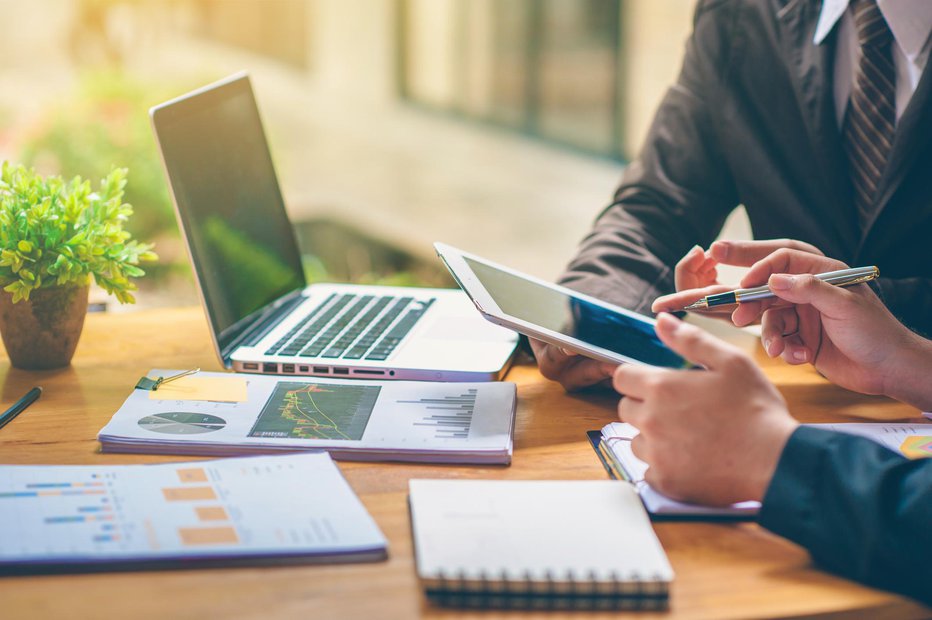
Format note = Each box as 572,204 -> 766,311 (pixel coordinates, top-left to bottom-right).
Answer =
0,162 -> 157,369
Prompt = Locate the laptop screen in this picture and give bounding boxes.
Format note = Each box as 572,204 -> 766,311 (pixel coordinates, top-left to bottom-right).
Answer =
151,75 -> 306,352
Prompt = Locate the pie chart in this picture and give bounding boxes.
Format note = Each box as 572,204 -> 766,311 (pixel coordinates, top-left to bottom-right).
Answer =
138,412 -> 226,435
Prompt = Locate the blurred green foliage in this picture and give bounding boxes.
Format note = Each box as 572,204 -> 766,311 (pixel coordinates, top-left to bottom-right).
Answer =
18,70 -> 178,247
14,71 -> 444,297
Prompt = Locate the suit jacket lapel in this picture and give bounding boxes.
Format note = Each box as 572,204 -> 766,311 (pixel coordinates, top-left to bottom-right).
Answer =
860,57 -> 932,245
777,0 -> 859,254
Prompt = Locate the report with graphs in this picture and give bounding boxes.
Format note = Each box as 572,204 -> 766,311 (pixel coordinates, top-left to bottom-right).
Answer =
0,453 -> 386,574
98,370 -> 516,464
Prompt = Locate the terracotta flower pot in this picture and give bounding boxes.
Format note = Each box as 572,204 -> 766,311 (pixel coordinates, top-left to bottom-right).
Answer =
0,284 -> 89,370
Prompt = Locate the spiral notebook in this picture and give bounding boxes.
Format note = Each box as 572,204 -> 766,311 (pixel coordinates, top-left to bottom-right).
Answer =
408,479 -> 673,610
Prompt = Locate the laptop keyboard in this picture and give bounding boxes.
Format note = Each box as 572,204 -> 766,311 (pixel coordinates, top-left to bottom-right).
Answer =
264,293 -> 435,362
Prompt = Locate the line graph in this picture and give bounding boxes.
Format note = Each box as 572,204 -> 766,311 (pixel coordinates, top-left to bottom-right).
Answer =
249,382 -> 380,440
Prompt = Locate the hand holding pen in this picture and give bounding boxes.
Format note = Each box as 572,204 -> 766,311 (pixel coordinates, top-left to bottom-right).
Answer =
682,265 -> 878,311
690,249 -> 930,407
654,239 -> 828,323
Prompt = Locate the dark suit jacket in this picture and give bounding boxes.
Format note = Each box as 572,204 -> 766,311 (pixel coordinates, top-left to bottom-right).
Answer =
760,426 -> 932,607
560,0 -> 932,336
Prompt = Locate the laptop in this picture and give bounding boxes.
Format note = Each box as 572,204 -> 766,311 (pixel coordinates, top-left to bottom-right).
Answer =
150,73 -> 518,382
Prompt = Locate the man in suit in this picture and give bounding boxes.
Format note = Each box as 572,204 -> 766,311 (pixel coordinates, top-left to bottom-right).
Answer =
534,0 -> 932,390
613,248 -> 932,605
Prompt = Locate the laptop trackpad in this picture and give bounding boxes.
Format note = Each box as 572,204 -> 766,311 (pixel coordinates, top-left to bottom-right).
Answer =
421,316 -> 515,342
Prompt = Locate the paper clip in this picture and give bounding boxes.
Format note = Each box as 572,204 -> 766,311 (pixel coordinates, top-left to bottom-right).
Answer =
135,368 -> 200,391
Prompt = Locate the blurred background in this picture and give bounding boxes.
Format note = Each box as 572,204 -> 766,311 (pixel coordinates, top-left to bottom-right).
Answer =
0,0 -> 748,310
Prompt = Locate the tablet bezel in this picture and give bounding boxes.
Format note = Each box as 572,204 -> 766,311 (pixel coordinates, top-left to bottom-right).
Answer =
434,242 -> 689,368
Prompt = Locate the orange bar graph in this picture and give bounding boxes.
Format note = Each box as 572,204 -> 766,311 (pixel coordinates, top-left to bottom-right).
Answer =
177,468 -> 208,483
161,486 -> 217,501
178,526 -> 239,546
195,506 -> 229,522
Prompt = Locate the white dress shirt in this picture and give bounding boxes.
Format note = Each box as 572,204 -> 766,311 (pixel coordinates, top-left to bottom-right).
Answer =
814,0 -> 932,125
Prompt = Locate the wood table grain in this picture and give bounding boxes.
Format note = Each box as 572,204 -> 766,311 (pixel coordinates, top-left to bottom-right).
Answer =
0,308 -> 927,619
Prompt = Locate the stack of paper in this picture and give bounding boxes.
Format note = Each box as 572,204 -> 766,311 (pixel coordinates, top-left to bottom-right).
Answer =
98,371 -> 516,464
0,453 -> 386,573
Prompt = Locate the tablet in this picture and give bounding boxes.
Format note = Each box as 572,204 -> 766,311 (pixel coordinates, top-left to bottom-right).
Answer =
434,243 -> 691,369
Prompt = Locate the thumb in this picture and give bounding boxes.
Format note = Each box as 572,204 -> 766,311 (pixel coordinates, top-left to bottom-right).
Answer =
768,273 -> 855,316
653,313 -> 742,370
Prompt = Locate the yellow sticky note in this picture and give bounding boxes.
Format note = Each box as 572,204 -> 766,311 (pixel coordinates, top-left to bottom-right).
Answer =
148,376 -> 248,402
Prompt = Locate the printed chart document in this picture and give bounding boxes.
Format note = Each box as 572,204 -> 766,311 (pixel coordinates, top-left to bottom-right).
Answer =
0,453 -> 386,574
409,479 -> 673,610
810,422 -> 932,459
598,420 -> 932,518
99,371 -> 516,464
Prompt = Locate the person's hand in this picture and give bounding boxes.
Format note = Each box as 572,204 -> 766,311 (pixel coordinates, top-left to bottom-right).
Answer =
734,249 -> 932,409
529,339 -> 616,392
613,314 -> 797,505
652,239 -> 824,321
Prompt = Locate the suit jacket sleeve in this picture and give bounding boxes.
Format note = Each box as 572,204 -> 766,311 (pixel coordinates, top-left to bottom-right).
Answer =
759,426 -> 932,606
559,0 -> 740,313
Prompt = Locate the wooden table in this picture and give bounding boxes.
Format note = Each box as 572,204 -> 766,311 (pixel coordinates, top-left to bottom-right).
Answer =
0,308 -> 928,619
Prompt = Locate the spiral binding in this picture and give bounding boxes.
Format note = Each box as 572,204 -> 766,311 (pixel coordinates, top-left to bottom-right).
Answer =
426,567 -> 669,610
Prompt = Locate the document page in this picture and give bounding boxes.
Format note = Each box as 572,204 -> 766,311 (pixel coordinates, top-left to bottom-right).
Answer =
811,422 -> 932,459
0,453 -> 386,570
99,371 -> 515,463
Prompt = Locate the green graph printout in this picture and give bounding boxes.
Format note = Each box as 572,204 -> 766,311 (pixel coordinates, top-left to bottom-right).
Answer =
249,382 -> 381,441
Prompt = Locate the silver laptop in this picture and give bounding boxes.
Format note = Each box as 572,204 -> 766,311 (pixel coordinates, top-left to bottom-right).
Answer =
150,73 -> 518,381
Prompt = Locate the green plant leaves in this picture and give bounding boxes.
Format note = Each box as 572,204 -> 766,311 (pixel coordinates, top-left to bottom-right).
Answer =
0,163 -> 157,303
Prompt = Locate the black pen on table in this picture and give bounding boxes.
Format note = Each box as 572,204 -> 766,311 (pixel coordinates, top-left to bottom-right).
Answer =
0,387 -> 42,430
683,266 -> 879,310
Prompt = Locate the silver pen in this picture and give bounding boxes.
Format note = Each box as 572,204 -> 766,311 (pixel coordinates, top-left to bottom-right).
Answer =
683,266 -> 879,311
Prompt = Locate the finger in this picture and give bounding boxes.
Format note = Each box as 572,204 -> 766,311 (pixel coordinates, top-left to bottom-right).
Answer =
653,313 -> 745,370
618,394 -> 645,427
557,358 -> 616,392
613,363 -> 664,399
711,238 -> 824,267
697,263 -> 718,279
652,283 -> 733,313
780,333 -> 811,365
630,433 -> 650,463
534,340 -> 571,369
674,245 -> 707,290
731,297 -> 784,327
740,249 -> 848,288
559,347 -> 578,357
760,306 -> 798,357
768,272 -> 857,319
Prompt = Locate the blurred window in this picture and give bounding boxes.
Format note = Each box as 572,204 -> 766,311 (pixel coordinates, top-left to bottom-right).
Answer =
192,0 -> 310,69
399,0 -> 624,159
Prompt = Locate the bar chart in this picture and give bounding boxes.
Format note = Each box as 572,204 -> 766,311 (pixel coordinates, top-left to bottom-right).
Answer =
402,388 -> 478,439
0,454 -> 387,571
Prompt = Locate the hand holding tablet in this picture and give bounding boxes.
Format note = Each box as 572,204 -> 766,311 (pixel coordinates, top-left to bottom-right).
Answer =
434,243 -> 691,378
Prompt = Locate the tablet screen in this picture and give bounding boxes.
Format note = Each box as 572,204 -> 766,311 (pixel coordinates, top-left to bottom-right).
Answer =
463,257 -> 689,368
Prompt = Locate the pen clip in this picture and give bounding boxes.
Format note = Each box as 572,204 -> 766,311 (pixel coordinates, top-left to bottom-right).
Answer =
135,368 -> 200,391
842,272 -> 878,286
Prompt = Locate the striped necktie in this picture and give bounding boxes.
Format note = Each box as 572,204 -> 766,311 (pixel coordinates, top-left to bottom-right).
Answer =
842,0 -> 896,228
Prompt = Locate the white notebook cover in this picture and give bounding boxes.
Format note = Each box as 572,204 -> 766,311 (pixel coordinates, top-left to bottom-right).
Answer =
408,479 -> 673,592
